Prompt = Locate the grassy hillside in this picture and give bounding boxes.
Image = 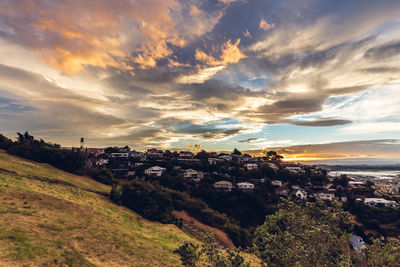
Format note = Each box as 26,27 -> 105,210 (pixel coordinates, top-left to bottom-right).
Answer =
0,151 -> 198,266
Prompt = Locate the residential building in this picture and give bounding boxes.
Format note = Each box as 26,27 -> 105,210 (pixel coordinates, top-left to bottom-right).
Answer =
218,154 -> 232,161
271,180 -> 283,187
363,198 -> 399,208
375,182 -> 398,195
179,151 -> 195,158
275,185 -> 289,196
295,189 -> 307,200
144,166 -> 166,177
111,152 -> 129,159
146,149 -> 164,159
213,181 -> 233,192
183,169 -> 204,181
286,166 -> 303,173
208,158 -> 219,165
237,182 -> 254,191
95,158 -> 109,166
268,163 -> 279,171
316,191 -> 335,201
87,148 -> 104,156
244,163 -> 258,171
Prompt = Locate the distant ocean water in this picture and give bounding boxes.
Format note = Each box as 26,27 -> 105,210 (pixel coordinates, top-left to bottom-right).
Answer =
328,170 -> 400,179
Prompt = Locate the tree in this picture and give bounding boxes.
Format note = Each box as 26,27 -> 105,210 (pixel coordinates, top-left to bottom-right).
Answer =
253,199 -> 353,266
173,242 -> 201,267
367,238 -> 400,266
232,148 -> 242,155
174,233 -> 250,267
0,133 -> 12,149
266,151 -> 283,162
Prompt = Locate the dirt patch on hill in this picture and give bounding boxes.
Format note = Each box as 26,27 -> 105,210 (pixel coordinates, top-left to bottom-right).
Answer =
173,210 -> 235,249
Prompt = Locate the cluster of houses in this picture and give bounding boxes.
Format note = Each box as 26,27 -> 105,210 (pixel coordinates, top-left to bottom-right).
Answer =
81,146 -> 400,207
271,180 -> 341,202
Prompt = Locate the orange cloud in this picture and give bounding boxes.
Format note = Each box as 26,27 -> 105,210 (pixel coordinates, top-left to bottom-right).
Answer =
195,39 -> 246,66
1,0 -> 187,73
259,17 -> 275,31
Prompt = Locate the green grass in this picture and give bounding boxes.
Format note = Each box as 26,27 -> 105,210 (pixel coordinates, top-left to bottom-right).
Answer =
0,151 -> 199,266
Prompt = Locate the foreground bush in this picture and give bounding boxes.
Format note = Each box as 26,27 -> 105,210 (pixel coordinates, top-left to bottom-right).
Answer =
253,199 -> 353,266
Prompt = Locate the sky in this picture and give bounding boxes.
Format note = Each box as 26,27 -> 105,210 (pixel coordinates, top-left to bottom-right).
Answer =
0,0 -> 400,163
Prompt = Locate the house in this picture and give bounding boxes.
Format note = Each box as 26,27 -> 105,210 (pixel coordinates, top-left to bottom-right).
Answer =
87,148 -> 104,156
129,151 -> 146,160
271,180 -> 283,187
286,166 -> 303,173
237,155 -> 252,164
291,185 -> 300,190
213,181 -> 233,192
144,166 -> 166,177
146,149 -> 164,159
244,163 -> 258,171
375,182 -> 398,195
134,162 -> 144,167
111,152 -> 129,159
349,181 -> 366,188
295,189 -> 307,200
363,198 -> 399,208
218,154 -> 232,161
208,158 -> 221,165
268,163 -> 279,171
350,235 -> 367,254
179,151 -> 195,159
183,169 -> 204,181
178,158 -> 201,164
237,182 -> 254,191
275,186 -> 289,196
316,191 -> 335,201
95,158 -> 109,166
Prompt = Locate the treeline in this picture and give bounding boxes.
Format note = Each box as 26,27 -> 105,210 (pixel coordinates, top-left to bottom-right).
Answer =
110,178 -> 252,247
0,132 -> 87,174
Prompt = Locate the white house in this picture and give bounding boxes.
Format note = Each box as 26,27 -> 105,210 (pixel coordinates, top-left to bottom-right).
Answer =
292,185 -> 300,190
213,181 -> 233,192
271,180 -> 283,187
316,191 -> 335,201
237,182 -> 255,191
95,158 -> 109,166
218,154 -> 232,161
179,151 -> 195,158
208,158 -> 224,165
144,166 -> 166,177
244,163 -> 258,171
295,189 -> 307,200
183,169 -> 204,181
363,198 -> 399,208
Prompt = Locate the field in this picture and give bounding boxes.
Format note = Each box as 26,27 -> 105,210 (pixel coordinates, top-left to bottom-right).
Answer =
0,151 -> 198,266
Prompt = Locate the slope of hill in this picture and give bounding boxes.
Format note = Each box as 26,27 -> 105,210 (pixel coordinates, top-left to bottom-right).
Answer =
0,151 -> 198,266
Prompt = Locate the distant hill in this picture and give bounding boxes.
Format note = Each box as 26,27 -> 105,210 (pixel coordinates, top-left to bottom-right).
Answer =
0,151 -> 198,266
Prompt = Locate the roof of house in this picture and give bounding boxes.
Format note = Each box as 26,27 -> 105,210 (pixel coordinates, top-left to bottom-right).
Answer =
214,181 -> 232,185
146,166 -> 166,170
237,182 -> 254,186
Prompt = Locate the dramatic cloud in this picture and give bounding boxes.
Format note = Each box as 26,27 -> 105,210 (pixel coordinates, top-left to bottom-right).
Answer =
0,0 -> 399,157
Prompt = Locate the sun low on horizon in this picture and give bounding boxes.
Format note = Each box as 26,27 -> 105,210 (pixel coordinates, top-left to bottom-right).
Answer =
1,0 -> 400,164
